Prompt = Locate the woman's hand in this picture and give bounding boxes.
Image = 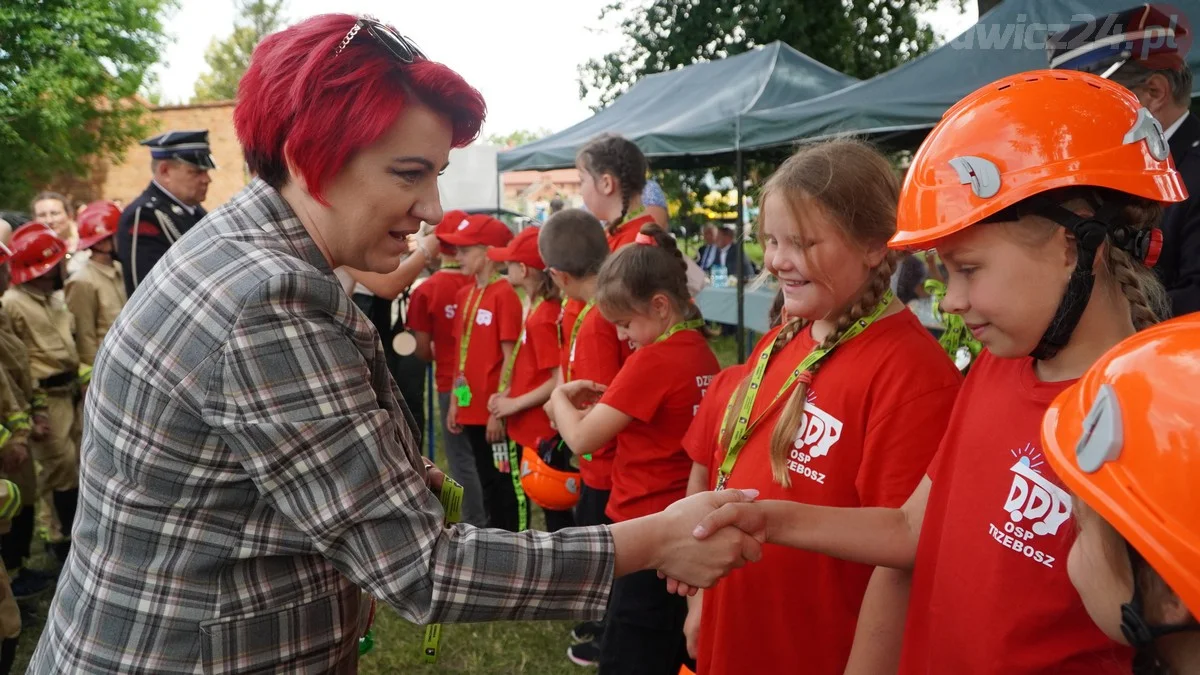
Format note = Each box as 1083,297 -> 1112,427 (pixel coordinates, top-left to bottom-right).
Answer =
421,457 -> 445,493
638,489 -> 763,590
663,497 -> 772,596
555,379 -> 606,410
485,414 -> 505,443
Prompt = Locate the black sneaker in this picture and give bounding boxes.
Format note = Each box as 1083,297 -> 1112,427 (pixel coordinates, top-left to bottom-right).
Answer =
567,640 -> 600,668
570,620 -> 603,644
9,572 -> 52,600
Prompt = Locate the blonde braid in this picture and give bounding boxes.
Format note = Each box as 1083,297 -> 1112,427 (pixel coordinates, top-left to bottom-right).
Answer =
716,316 -> 805,451
768,252 -> 898,487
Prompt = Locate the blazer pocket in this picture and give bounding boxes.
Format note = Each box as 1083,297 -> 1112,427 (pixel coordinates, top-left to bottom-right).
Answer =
199,591 -> 353,674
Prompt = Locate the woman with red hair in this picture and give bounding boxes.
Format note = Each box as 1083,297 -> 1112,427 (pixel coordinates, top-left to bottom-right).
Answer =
28,14 -> 760,673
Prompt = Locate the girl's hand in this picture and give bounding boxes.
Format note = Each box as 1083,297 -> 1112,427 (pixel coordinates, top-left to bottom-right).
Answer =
684,591 -> 703,659
490,395 -> 520,419
485,415 -> 505,443
446,404 -> 463,435
556,379 -> 606,410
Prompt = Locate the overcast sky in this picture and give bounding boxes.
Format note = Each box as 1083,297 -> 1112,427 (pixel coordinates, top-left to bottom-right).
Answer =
152,0 -> 978,139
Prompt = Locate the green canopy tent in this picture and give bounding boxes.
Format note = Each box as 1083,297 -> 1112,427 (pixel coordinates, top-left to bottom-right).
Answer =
739,0 -> 1200,151
498,42 -> 858,357
496,41 -> 858,172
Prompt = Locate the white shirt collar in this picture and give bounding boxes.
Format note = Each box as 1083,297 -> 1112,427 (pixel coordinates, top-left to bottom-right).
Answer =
152,180 -> 196,216
1163,111 -> 1189,142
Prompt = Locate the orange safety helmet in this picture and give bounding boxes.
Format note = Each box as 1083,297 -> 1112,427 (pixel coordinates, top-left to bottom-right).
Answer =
519,446 -> 581,511
892,69 -> 1186,250
76,200 -> 122,250
1042,314 -> 1200,620
9,222 -> 68,285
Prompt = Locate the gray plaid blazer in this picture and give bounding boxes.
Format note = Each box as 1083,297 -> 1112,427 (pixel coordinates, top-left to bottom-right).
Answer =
29,179 -> 614,674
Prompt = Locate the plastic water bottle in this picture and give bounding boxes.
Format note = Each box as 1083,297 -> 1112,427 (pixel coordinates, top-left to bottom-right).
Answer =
711,264 -> 728,288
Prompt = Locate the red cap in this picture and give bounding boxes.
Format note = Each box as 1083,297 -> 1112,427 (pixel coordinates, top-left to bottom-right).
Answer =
77,200 -> 122,250
487,226 -> 544,269
437,213 -> 513,248
433,210 -> 469,254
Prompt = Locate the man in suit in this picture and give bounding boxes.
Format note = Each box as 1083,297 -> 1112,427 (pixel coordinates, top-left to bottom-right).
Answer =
1049,4 -> 1200,315
714,225 -> 757,279
696,223 -> 720,271
115,130 -> 214,296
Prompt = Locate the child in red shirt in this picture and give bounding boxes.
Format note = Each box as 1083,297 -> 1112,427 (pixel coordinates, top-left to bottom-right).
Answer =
674,139 -> 961,675
551,223 -> 719,675
484,226 -> 574,532
686,70 -> 1183,674
576,134 -> 658,251
440,214 -> 524,532
407,210 -> 483,526
1042,316 -> 1200,675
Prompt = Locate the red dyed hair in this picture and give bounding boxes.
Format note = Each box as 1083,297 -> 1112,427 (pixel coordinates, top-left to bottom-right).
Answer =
235,14 -> 486,203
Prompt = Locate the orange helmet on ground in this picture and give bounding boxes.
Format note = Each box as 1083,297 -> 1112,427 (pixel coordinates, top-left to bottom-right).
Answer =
9,222 -> 68,285
77,200 -> 122,250
1042,314 -> 1200,621
519,446 -> 580,511
892,69 -> 1186,250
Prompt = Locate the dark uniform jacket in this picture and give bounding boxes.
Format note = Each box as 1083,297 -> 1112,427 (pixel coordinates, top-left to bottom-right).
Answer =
115,181 -> 207,296
1160,112 -> 1200,316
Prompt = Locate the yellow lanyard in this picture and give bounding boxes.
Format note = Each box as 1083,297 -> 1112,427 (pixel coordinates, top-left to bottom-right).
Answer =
564,300 -> 596,383
655,319 -> 704,343
714,290 -> 894,490
499,297 -> 544,392
456,274 -> 502,376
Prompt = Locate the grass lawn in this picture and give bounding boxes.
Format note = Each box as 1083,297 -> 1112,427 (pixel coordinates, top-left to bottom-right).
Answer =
13,336 -> 741,673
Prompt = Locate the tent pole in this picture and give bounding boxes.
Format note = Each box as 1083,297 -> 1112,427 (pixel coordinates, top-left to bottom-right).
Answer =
735,149 -> 746,363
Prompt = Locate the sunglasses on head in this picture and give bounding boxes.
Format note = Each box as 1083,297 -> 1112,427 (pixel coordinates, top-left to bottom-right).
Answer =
333,18 -> 425,63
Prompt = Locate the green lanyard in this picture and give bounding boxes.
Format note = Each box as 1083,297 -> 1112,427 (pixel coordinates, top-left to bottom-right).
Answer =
655,319 -> 704,343
499,297 -> 544,392
441,260 -> 460,270
454,274 -> 503,407
564,300 -> 596,383
420,478 -> 464,663
714,290 -> 894,490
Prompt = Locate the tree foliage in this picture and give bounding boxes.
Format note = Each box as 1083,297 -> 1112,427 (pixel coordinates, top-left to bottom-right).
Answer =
487,128 -> 552,148
192,0 -> 286,102
0,0 -> 174,209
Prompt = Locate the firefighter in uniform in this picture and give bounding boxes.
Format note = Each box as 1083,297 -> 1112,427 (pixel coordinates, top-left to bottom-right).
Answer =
0,223 -> 52,603
1,224 -> 80,563
115,130 -> 215,296
1049,4 -> 1200,315
65,201 -> 127,366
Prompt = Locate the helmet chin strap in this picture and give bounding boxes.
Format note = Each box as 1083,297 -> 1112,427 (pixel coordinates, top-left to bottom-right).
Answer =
1028,199 -> 1128,361
1119,542 -> 1200,674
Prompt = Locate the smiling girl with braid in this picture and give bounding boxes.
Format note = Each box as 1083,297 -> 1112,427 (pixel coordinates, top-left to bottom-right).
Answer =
680,138 -> 962,675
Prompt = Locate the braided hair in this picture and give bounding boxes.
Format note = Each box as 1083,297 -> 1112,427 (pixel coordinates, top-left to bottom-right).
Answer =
595,223 -> 704,328
718,139 -> 902,487
577,133 -> 648,236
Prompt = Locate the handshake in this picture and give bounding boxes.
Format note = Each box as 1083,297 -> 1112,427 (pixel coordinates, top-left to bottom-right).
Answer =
613,488 -> 770,593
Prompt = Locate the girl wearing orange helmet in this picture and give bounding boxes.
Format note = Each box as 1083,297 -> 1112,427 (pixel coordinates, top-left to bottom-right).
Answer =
1043,314 -> 1200,675
687,69 -> 1186,673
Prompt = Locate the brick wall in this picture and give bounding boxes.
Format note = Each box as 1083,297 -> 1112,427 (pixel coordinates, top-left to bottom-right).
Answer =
100,100 -> 247,209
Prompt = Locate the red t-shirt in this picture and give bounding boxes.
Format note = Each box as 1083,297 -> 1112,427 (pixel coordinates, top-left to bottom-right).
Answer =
568,306 -> 632,491
451,279 -> 523,426
607,213 -> 658,251
682,364 -> 749,468
600,329 -> 720,522
695,311 -> 962,675
504,298 -> 560,449
900,351 -> 1132,674
406,269 -> 474,393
